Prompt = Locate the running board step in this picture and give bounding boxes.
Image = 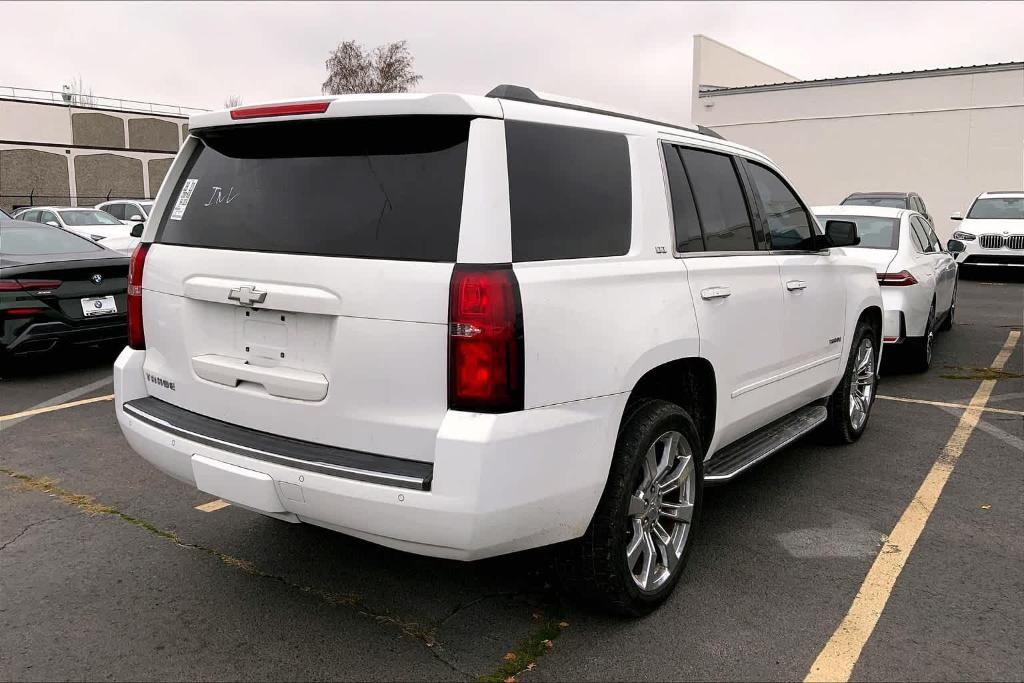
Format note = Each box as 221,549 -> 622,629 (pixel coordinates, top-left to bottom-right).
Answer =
705,405 -> 827,483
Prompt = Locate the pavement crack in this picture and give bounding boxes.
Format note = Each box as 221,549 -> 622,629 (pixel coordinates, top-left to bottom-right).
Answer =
0,467 -> 447,664
0,515 -> 68,552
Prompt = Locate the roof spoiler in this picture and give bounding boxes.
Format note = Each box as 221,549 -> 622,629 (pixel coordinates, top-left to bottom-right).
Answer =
486,84 -> 726,141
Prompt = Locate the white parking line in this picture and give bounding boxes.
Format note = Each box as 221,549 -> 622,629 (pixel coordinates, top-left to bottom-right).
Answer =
195,499 -> 231,512
876,394 -> 1024,416
805,329 -> 1020,682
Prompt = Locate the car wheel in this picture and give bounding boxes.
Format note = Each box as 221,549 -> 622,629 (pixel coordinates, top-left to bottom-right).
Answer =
821,320 -> 878,444
906,302 -> 936,372
556,399 -> 702,616
938,286 -> 956,332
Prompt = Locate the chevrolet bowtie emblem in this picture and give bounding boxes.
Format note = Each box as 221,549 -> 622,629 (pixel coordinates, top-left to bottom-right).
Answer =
228,285 -> 267,307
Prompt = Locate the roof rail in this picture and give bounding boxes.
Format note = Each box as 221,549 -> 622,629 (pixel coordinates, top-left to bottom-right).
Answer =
485,84 -> 725,140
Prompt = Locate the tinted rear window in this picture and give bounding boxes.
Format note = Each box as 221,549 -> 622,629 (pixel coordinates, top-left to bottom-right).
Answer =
156,117 -> 471,262
817,215 -> 899,250
679,148 -> 756,251
842,196 -> 908,209
0,225 -> 103,255
506,121 -> 631,262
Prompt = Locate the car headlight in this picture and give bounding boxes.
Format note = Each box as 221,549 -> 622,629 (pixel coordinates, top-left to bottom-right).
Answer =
952,231 -> 976,241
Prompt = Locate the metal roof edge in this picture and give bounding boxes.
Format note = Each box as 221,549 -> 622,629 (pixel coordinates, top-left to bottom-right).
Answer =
698,62 -> 1024,97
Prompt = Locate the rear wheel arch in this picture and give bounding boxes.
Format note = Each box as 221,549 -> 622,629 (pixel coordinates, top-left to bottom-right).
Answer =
622,357 -> 716,457
857,305 -> 882,346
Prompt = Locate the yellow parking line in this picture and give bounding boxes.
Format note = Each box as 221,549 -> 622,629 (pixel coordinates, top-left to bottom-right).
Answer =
877,394 -> 1024,417
805,329 -> 1020,683
0,394 -> 114,423
195,499 -> 231,512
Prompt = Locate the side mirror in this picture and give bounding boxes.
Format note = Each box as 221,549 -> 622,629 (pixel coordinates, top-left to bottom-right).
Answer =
946,239 -> 966,253
45,221 -> 60,227
825,219 -> 860,247
129,214 -> 143,222
950,212 -> 963,221
130,223 -> 145,238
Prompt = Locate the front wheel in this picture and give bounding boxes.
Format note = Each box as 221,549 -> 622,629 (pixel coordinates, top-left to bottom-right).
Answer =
556,399 -> 703,616
821,321 -> 878,444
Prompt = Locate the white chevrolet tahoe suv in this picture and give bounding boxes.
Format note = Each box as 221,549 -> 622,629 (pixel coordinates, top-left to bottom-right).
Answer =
114,87 -> 882,615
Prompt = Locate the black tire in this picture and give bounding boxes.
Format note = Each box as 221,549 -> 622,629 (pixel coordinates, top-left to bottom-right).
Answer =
556,399 -> 703,617
905,302 -> 936,373
938,285 -> 956,332
821,320 -> 878,444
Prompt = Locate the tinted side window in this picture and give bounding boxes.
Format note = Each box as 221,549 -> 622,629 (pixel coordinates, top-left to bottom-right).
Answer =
921,217 -> 941,251
662,143 -> 704,252
126,204 -> 145,220
104,203 -> 125,220
22,210 -> 40,223
507,122 -> 631,261
679,148 -> 755,251
746,162 -> 814,250
38,211 -> 57,225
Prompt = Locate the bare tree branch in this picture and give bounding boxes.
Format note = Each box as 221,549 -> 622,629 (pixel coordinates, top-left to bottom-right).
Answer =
322,40 -> 421,95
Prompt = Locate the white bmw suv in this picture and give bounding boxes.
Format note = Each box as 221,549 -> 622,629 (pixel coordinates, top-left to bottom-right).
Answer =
114,88 -> 882,615
950,191 -> 1024,268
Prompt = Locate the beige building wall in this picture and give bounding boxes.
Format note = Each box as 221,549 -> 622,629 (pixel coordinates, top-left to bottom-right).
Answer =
0,97 -> 192,212
693,45 -> 1024,242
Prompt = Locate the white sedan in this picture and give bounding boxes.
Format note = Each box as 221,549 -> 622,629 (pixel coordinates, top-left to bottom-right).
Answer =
813,205 -> 957,371
949,191 -> 1024,268
12,206 -> 141,256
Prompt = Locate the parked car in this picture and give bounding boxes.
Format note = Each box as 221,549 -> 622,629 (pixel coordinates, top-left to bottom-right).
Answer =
1,216 -> 129,359
114,89 -> 882,615
813,205 -> 957,371
12,206 -> 141,255
841,191 -> 932,223
949,191 -> 1024,267
95,199 -> 154,225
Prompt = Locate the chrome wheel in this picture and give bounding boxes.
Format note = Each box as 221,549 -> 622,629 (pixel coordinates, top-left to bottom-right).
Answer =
625,430 -> 695,593
848,337 -> 876,432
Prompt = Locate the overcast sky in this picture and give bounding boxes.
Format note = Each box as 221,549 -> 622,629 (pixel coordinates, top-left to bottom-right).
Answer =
2,1 -> 1022,121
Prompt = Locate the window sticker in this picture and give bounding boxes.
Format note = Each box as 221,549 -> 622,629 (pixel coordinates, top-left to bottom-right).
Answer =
169,178 -> 198,221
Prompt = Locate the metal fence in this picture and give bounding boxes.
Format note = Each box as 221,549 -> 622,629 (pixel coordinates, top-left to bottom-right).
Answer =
0,85 -> 208,118
2,192 -> 152,213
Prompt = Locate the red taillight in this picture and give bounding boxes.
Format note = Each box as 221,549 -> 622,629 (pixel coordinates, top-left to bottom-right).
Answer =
230,101 -> 331,120
448,265 -> 524,413
127,243 -> 150,349
5,308 -> 45,316
0,279 -> 61,291
877,270 -> 918,286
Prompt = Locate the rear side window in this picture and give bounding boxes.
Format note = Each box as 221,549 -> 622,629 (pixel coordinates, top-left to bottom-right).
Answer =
662,144 -> 704,252
909,217 -> 932,252
0,225 -> 102,255
104,203 -> 126,220
679,148 -> 755,251
156,117 -> 471,262
506,121 -> 631,262
745,162 -> 815,250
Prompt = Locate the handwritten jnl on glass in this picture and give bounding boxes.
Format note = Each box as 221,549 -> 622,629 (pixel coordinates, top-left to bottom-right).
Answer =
204,186 -> 240,206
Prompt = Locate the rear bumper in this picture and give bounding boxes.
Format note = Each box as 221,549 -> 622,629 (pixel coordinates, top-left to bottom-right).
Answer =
114,348 -> 624,560
3,316 -> 127,354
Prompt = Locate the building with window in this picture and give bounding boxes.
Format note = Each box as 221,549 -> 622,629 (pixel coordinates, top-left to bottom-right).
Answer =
0,87 -> 205,213
691,35 -> 1024,240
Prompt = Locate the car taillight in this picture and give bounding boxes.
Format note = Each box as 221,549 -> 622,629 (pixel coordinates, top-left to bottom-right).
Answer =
127,243 -> 150,349
877,270 -> 918,286
448,265 -> 524,413
230,101 -> 331,120
0,279 -> 61,291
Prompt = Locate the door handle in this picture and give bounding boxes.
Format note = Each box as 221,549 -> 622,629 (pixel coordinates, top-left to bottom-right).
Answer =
701,286 -> 731,300
785,280 -> 807,291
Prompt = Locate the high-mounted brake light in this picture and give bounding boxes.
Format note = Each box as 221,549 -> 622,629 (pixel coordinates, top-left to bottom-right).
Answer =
230,101 -> 331,120
127,243 -> 150,349
448,265 -> 524,413
877,270 -> 918,286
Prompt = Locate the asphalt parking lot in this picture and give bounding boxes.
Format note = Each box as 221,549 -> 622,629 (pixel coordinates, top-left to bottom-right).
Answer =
1,271 -> 1021,682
